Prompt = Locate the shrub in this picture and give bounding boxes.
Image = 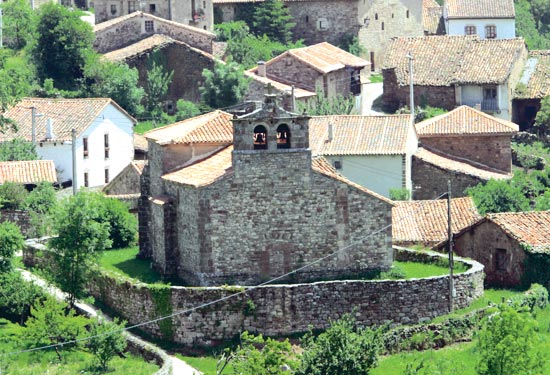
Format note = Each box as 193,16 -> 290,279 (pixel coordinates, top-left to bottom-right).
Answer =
0,182 -> 28,210
389,188 -> 410,201
97,196 -> 137,249
0,271 -> 44,323
0,222 -> 24,272
87,318 -> 127,372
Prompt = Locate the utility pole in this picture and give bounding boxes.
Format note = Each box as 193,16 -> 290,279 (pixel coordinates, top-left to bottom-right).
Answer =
447,179 -> 454,312
31,107 -> 43,145
72,129 -> 77,195
406,52 -> 414,122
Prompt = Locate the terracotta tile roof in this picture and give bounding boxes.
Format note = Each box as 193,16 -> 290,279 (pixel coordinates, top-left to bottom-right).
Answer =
423,0 -> 444,35
416,105 -> 518,136
383,36 -> 526,86
93,11 -> 216,38
0,98 -> 136,142
134,134 -> 148,152
392,197 -> 481,246
245,70 -> 316,99
488,211 -> 550,253
102,34 -> 215,62
131,160 -> 146,174
309,115 -> 411,156
414,147 -> 512,180
266,42 -> 369,74
0,160 -> 57,184
144,110 -> 233,145
213,0 -> 354,3
516,50 -> 550,99
446,0 -> 515,19
162,145 -> 233,187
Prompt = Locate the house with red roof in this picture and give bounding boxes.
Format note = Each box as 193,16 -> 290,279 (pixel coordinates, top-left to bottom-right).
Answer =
139,96 -> 394,286
0,160 -> 57,186
1,98 -> 136,189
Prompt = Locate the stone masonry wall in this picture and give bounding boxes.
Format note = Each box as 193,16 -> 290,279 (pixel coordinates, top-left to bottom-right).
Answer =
87,248 -> 485,347
0,210 -> 32,237
266,56 -> 321,93
420,135 -> 513,173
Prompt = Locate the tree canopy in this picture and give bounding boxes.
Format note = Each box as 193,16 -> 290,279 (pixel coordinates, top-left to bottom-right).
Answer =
200,60 -> 250,109
252,0 -> 295,44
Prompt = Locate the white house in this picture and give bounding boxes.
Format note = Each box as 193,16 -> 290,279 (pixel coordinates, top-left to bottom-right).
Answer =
1,98 -> 136,189
308,114 -> 417,198
444,0 -> 515,39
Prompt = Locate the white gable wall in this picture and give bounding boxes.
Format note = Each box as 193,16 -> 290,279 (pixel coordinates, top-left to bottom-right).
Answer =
460,84 -> 511,120
37,143 -> 73,183
446,18 -> 515,39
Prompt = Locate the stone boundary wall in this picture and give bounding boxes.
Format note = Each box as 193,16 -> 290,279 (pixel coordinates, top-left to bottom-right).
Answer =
0,210 -> 32,237
86,247 -> 484,347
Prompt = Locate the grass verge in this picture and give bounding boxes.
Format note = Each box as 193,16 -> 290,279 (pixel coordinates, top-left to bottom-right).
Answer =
98,246 -> 166,284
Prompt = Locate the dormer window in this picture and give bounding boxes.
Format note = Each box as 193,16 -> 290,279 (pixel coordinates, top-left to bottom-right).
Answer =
253,125 -> 268,150
276,124 -> 291,149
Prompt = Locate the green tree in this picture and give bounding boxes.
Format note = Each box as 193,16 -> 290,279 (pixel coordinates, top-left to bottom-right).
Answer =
227,33 -> 303,69
252,0 -> 295,44
200,60 -> 250,109
174,99 -> 200,122
0,0 -> 35,50
531,0 -> 550,34
32,3 -> 94,90
0,222 -> 24,272
534,96 -> 550,137
389,188 -> 410,201
476,304 -> 545,375
96,196 -> 137,249
0,138 -> 38,161
87,318 -> 127,372
83,60 -> 145,117
0,182 -> 29,210
0,272 -> 43,323
298,313 -> 385,375
466,179 -> 530,215
23,298 -> 88,361
25,181 -> 57,215
47,192 -> 111,306
297,89 -> 357,115
214,21 -> 251,42
145,61 -> 174,118
338,34 -> 366,57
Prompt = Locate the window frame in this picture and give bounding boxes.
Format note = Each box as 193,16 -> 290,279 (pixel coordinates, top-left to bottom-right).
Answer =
144,20 -> 154,32
464,25 -> 477,35
83,137 -> 89,158
485,25 -> 497,39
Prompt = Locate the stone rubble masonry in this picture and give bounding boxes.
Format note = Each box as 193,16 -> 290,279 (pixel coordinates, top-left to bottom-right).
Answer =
0,210 -> 32,237
86,248 -> 485,347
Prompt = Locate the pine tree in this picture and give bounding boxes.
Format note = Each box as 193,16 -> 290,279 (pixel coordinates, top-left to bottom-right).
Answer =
252,0 -> 295,44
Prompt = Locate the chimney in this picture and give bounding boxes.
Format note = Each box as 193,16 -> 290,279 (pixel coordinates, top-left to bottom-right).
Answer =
46,118 -> 55,140
257,61 -> 266,77
327,123 -> 333,142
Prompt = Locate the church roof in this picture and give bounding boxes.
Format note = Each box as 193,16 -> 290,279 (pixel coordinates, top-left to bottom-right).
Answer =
416,106 -> 518,136
309,114 -> 412,156
144,110 -> 233,145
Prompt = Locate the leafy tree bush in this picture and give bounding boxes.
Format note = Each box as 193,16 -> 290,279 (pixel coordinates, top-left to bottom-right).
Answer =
389,188 -> 410,201
145,61 -> 174,118
227,33 -> 303,69
476,304 -> 545,375
0,271 -> 44,323
252,0 -> 295,44
338,34 -> 366,57
0,222 -> 24,272
0,0 -> 35,50
0,138 -> 38,161
96,196 -> 137,249
200,60 -> 250,109
298,313 -> 385,375
0,182 -> 28,210
534,96 -> 550,137
25,181 -> 57,215
515,0 -> 550,50
215,21 -> 251,42
174,99 -> 200,122
87,318 -> 127,372
297,89 -> 357,115
466,178 -> 530,215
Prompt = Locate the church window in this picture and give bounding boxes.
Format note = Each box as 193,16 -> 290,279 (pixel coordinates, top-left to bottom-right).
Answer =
375,13 -> 378,20
145,20 -> 154,32
276,124 -> 291,149
253,125 -> 268,149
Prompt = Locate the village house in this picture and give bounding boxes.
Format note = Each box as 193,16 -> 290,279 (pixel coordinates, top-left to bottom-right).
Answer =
423,0 -> 444,35
443,0 -> 515,39
382,35 -> 528,120
392,197 -> 481,247
0,160 -> 57,187
308,114 -> 417,198
513,50 -> 550,130
93,11 -> 216,54
438,211 -> 550,287
139,96 -> 393,286
103,160 -> 146,211
94,0 -> 213,31
412,105 -> 517,199
102,34 -> 217,109
0,98 -> 135,189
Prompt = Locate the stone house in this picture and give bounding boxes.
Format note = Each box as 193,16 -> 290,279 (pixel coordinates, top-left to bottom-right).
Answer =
103,160 -> 146,210
412,105 -> 518,199
102,34 -> 217,108
93,11 -> 216,54
423,0 -> 444,35
94,0 -> 213,31
139,96 -> 394,286
1,98 -> 135,189
443,0 -> 515,39
247,42 -> 369,101
0,160 -> 57,187
308,114 -> 417,198
438,211 -> 550,287
382,35 -> 528,120
392,197 -> 481,247
513,50 -> 550,130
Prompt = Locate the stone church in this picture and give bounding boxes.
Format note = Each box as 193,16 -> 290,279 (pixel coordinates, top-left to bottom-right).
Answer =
139,96 -> 394,286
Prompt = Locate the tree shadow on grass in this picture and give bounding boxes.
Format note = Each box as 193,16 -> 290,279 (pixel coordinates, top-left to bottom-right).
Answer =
111,258 -> 164,284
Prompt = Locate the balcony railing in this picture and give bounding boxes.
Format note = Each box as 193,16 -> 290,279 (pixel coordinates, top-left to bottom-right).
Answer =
481,98 -> 499,112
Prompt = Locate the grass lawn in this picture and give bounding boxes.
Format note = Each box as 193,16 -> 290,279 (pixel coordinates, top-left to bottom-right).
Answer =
177,354 -> 234,375
98,246 -> 165,284
0,319 -> 159,375
391,260 -> 468,279
369,73 -> 383,83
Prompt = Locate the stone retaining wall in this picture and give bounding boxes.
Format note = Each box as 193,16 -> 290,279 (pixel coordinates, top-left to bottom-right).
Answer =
0,210 -> 32,237
87,248 -> 484,347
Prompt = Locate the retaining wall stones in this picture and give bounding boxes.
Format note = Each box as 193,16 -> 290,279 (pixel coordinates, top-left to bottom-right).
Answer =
0,210 -> 32,237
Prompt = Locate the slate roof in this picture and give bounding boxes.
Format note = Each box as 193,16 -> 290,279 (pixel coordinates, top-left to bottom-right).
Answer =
414,147 -> 512,180
423,0 -> 444,35
144,110 -> 233,145
392,197 -> 481,246
266,42 -> 369,74
0,160 -> 57,184
0,98 -> 136,143
487,211 -> 550,253
102,34 -> 215,62
383,36 -> 526,86
516,50 -> 550,99
309,115 -> 411,156
446,0 -> 515,19
416,106 -> 519,136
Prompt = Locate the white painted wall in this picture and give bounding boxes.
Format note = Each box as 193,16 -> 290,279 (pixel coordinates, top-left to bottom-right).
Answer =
446,18 -> 515,39
324,155 -> 404,198
36,143 -> 73,183
460,84 -> 511,120
405,120 -> 418,194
